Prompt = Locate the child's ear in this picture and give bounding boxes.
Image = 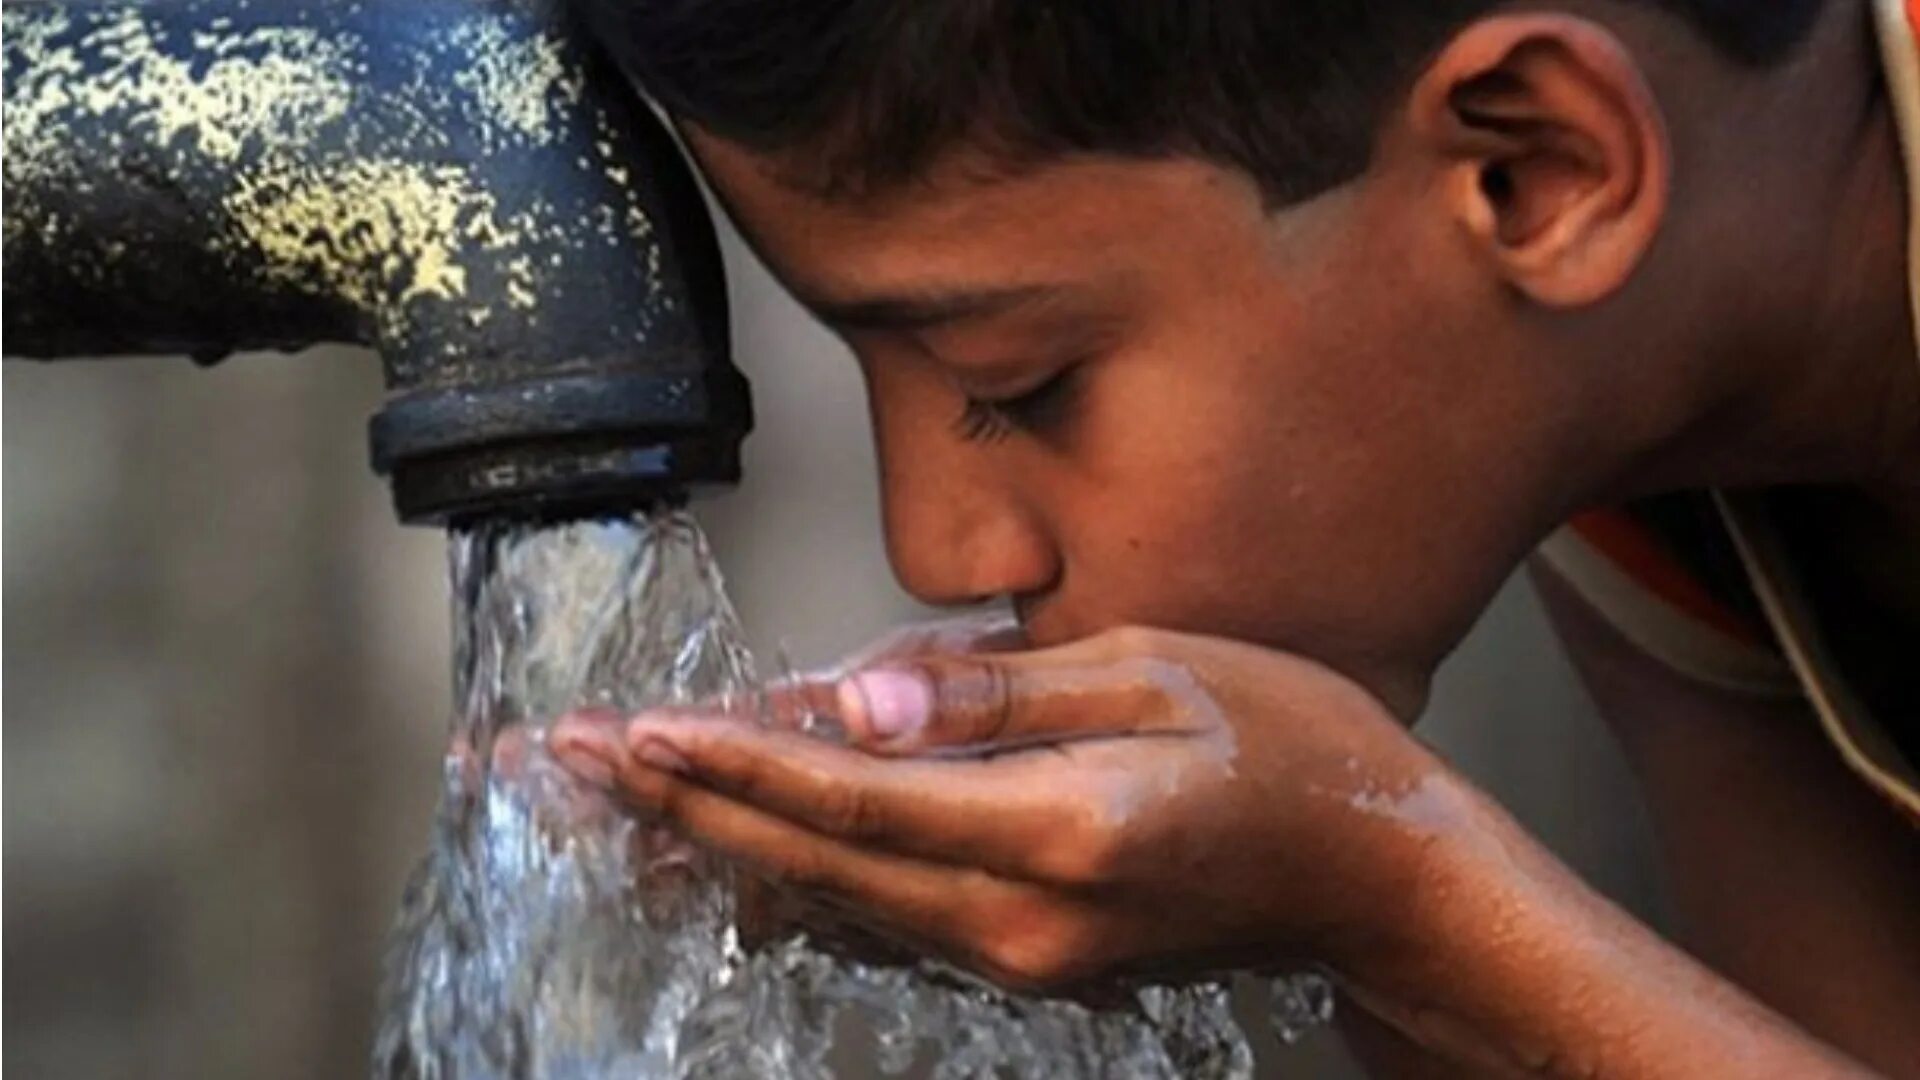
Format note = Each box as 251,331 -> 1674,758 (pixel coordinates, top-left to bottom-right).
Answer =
1404,15 -> 1671,308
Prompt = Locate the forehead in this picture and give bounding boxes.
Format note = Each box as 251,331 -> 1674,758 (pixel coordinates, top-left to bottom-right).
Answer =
684,129 -> 1277,302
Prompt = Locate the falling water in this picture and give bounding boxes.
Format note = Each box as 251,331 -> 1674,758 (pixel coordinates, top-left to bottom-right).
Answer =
373,511 -> 1329,1079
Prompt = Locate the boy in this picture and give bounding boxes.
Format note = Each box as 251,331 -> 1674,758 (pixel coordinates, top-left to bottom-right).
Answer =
552,2 -> 1920,1075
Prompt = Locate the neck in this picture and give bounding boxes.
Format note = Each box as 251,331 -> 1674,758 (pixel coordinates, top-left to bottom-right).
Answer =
1633,1 -> 1920,506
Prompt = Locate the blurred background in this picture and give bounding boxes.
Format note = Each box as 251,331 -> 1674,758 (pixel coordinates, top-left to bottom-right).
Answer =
3,218 -> 1667,1078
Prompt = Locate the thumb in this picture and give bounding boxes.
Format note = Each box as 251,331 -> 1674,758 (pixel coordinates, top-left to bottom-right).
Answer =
837,643 -> 1202,757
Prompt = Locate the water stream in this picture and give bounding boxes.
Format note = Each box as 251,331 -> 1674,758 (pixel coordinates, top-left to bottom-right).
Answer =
373,512 -> 1327,1079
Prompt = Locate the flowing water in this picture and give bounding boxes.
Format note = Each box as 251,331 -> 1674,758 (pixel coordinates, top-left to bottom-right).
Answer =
373,511 -> 1329,1079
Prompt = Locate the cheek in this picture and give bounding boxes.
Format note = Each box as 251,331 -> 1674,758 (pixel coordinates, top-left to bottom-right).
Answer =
1036,351 -> 1312,624
1038,291 -> 1522,681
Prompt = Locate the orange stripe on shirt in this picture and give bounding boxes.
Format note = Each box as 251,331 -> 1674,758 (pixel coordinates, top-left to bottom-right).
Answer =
1567,509 -> 1772,646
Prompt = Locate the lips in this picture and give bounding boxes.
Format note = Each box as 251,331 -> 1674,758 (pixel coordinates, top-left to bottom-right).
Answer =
1015,590 -> 1127,652
1011,593 -> 1063,648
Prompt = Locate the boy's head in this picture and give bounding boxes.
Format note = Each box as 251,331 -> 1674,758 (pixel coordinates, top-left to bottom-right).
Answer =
582,0 -> 1830,715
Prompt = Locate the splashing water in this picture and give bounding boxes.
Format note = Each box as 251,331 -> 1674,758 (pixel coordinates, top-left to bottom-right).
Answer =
373,511 -> 1328,1079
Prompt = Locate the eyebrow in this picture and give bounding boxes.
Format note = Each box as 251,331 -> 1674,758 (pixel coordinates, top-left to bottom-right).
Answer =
803,284 -> 1067,331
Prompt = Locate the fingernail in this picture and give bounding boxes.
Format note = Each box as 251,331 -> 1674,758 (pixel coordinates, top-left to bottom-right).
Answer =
550,715 -> 621,752
633,738 -> 692,775
840,669 -> 930,741
552,744 -> 616,788
549,715 -> 628,781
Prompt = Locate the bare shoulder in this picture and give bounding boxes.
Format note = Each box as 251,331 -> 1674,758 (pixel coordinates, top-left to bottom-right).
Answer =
1531,560 -> 1920,1078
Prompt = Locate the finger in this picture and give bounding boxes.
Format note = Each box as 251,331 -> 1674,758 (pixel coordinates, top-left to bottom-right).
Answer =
568,725 -> 987,952
555,617 -> 1030,747
561,615 -> 1027,744
603,682 -> 846,738
549,713 -> 631,788
607,715 -> 1098,879
838,646 -> 1214,756
746,678 -> 847,736
743,615 -> 1028,743
837,611 -> 1028,670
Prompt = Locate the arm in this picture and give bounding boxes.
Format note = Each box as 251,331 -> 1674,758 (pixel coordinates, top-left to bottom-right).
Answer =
1532,564 -> 1920,1077
550,622 -> 1894,1078
1331,751 -> 1881,1079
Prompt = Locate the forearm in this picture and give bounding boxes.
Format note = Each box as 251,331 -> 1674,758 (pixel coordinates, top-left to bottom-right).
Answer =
1336,781 -> 1878,1080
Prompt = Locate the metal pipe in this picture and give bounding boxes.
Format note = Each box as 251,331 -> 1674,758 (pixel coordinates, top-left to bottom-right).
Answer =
2,0 -> 750,524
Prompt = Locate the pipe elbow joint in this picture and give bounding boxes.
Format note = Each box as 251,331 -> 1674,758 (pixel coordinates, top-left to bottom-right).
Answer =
3,0 -> 750,524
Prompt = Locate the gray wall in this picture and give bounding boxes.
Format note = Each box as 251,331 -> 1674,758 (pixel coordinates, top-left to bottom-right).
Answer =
2,220 -> 1663,1078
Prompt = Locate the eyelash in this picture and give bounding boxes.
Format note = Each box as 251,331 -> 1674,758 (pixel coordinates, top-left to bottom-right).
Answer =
953,368 -> 1079,444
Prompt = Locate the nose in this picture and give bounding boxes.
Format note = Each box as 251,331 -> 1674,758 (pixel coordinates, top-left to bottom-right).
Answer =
884,474 -> 1060,608
872,411 -> 1060,611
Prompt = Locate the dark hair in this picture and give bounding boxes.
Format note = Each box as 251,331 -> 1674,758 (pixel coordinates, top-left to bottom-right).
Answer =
578,0 -> 1826,203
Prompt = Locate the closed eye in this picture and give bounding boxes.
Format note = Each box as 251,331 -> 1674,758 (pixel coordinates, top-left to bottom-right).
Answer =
953,367 -> 1081,444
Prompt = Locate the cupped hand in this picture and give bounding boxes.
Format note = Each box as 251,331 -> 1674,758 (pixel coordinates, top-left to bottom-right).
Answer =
550,624 -> 1486,992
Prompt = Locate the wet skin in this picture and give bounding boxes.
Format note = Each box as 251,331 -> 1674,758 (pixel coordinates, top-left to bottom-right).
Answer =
553,7 -> 1917,1078
553,620 -> 1877,1078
